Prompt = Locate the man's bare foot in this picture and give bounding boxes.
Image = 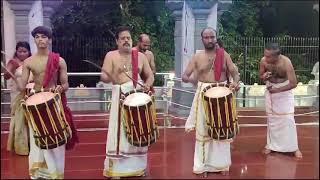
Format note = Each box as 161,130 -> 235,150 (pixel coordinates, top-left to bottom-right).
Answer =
221,171 -> 229,176
294,150 -> 303,159
262,148 -> 271,155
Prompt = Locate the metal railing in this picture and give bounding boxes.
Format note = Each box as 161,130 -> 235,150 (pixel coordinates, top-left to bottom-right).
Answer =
1,72 -> 318,128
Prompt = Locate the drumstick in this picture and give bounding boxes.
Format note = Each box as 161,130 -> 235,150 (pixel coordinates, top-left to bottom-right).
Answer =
82,59 -> 112,80
82,59 -> 146,89
82,60 -> 103,70
123,65 -> 146,88
1,61 -> 17,79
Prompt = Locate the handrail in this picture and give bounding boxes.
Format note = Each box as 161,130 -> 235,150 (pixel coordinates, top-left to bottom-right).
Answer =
1,72 -> 174,76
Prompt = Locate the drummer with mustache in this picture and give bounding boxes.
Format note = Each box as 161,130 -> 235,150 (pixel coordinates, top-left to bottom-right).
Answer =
182,27 -> 240,176
100,26 -> 154,178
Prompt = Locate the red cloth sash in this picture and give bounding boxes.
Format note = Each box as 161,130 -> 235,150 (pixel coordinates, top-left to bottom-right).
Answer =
43,52 -> 79,150
131,50 -> 155,93
131,49 -> 139,88
214,48 -> 225,81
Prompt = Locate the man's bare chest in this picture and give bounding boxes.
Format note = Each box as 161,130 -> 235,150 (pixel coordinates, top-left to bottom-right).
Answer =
265,63 -> 286,78
29,59 -> 48,75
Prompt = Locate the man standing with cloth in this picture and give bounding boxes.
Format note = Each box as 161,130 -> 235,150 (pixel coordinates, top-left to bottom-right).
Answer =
100,26 -> 154,178
14,26 -> 78,179
182,27 -> 240,176
259,42 -> 302,159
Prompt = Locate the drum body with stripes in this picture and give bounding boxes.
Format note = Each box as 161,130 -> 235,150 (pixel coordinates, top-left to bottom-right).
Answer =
121,90 -> 159,147
202,83 -> 239,140
22,90 -> 71,149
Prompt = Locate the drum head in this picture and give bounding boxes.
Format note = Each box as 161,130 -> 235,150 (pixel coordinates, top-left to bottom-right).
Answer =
26,92 -> 56,106
204,86 -> 232,98
123,92 -> 152,106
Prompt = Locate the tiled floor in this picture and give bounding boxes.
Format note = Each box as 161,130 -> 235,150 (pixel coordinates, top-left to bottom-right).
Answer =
1,124 -> 319,179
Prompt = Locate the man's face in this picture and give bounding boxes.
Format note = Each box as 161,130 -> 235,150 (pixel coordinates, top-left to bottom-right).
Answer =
201,29 -> 217,50
116,31 -> 132,52
34,33 -> 51,49
138,37 -> 151,53
264,49 -> 278,64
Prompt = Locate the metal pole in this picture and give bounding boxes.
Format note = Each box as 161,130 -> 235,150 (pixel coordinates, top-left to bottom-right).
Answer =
242,45 -> 248,107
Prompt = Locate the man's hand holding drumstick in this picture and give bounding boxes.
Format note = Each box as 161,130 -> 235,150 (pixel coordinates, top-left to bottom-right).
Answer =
1,61 -> 18,82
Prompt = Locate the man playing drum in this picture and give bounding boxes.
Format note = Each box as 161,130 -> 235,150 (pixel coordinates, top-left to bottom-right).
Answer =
259,43 -> 302,159
14,26 -> 79,179
133,34 -> 156,74
100,26 -> 154,178
182,27 -> 240,176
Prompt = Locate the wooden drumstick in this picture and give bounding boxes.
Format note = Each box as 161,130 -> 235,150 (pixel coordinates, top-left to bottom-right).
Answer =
1,61 -> 17,80
123,65 -> 146,88
82,59 -> 115,82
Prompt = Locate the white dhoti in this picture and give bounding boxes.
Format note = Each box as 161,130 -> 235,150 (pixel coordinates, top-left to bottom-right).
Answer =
103,81 -> 147,177
185,81 -> 231,174
28,126 -> 65,179
265,80 -> 299,152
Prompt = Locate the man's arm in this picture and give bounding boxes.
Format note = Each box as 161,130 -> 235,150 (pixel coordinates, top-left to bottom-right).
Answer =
148,51 -> 156,74
259,58 -> 272,82
57,57 -> 69,93
182,55 -> 196,84
226,53 -> 240,85
15,59 -> 31,92
100,52 -> 113,83
3,60 -> 19,80
141,53 -> 154,88
269,59 -> 297,93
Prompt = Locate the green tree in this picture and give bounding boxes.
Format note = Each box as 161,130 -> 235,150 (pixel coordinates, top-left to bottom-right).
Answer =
51,0 -> 174,86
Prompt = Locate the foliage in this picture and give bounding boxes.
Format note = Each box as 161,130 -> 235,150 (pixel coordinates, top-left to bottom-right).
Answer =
51,0 -> 174,87
218,0 -> 318,84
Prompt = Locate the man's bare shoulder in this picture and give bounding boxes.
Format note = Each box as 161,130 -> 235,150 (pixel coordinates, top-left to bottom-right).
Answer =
194,50 -> 205,58
58,57 -> 67,66
138,51 -> 148,60
59,57 -> 65,62
280,54 -> 292,63
145,50 -> 154,56
260,57 -> 266,63
24,56 -> 35,65
104,50 -> 118,60
223,51 -> 231,59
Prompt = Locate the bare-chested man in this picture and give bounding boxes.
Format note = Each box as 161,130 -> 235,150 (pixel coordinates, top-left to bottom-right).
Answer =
101,26 -> 154,178
259,42 -> 302,159
14,26 -> 78,179
182,27 -> 240,176
133,34 -> 156,74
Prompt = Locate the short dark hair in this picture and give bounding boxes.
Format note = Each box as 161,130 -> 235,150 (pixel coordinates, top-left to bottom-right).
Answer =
201,27 -> 217,38
14,41 -> 32,58
138,34 -> 149,42
265,42 -> 281,56
115,26 -> 131,40
31,26 -> 52,39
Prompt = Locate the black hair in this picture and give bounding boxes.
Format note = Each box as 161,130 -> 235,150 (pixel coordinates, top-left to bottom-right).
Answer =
14,41 -> 32,58
115,26 -> 131,40
31,26 -> 53,39
138,34 -> 149,42
265,42 -> 281,56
